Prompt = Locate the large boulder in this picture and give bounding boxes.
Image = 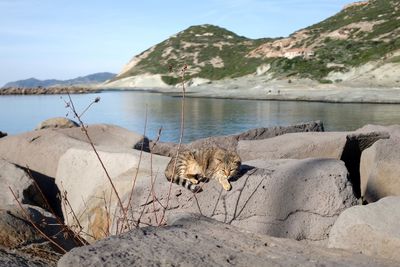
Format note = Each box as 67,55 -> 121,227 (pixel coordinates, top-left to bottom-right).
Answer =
359,125 -> 400,202
238,130 -> 388,198
0,124 -> 147,179
58,213 -> 398,267
328,196 -> 400,262
0,124 -> 147,220
0,159 -> 42,209
55,146 -> 170,241
56,146 -> 357,243
0,205 -> 79,266
237,131 -> 388,162
151,121 -> 324,157
35,117 -> 79,130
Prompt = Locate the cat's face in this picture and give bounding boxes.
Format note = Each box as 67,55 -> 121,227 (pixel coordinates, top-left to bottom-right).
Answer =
214,150 -> 241,179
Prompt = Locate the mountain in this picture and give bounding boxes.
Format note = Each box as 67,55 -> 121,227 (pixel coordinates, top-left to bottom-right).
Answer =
112,24 -> 272,85
3,72 -> 116,88
110,0 -> 399,86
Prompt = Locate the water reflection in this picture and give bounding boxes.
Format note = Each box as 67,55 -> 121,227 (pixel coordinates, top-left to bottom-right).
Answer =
0,91 -> 399,143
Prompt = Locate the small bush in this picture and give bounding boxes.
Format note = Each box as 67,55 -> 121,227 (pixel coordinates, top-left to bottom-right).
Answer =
319,79 -> 333,84
162,75 -> 181,85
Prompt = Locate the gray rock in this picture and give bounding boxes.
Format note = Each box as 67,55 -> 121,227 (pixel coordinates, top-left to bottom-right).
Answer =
35,117 -> 79,130
328,196 -> 400,262
238,130 -> 388,198
0,205 -> 79,266
237,131 -> 388,162
58,213 -> 398,267
0,246 -> 52,267
0,159 -> 43,209
55,146 -> 170,242
0,124 -> 147,179
208,158 -> 358,242
359,125 -> 400,202
151,121 -> 324,157
56,146 -> 356,243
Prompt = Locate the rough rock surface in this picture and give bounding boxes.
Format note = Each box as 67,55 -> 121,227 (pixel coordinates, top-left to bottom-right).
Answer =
0,205 -> 78,266
35,117 -> 79,130
55,146 -> 170,241
328,196 -> 400,262
0,124 -> 147,179
56,146 -> 356,243
359,125 -> 400,202
0,159 -> 42,208
151,121 -> 324,157
237,131 -> 388,162
57,213 -> 398,267
238,130 -> 388,198
0,246 -> 52,267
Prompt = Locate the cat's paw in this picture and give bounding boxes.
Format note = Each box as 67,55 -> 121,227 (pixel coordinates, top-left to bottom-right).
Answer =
222,182 -> 232,191
188,178 -> 199,184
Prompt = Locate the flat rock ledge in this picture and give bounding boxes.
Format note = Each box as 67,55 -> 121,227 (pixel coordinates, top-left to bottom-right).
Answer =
58,213 -> 398,267
150,120 -> 324,157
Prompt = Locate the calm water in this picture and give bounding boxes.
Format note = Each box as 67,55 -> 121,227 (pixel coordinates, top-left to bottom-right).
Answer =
1,90 -> 400,143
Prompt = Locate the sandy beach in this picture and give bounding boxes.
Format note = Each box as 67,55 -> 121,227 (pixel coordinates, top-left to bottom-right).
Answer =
101,75 -> 400,104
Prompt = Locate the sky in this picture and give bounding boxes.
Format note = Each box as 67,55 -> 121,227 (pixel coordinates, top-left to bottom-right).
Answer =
0,0 -> 355,86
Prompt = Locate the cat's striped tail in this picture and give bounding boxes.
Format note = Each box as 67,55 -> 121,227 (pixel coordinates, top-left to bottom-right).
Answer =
171,177 -> 202,193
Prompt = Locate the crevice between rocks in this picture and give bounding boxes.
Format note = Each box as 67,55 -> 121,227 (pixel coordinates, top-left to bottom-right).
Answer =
340,132 -> 389,199
18,166 -> 64,220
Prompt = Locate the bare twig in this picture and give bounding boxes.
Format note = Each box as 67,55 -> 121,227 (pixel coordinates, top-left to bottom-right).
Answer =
9,186 -> 67,253
61,189 -> 84,235
136,170 -> 161,227
25,166 -> 88,246
211,188 -> 224,217
160,64 -> 187,223
193,192 -> 203,215
228,169 -> 264,224
125,106 -> 149,228
65,93 -> 130,232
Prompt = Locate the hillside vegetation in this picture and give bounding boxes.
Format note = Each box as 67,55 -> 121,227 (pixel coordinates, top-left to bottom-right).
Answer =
112,0 -> 400,85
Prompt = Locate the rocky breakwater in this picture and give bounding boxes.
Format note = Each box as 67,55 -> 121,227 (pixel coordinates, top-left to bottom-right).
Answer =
0,119 -> 400,266
0,86 -> 100,95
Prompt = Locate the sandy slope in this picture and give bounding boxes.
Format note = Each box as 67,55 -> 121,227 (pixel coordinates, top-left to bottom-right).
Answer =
100,61 -> 400,103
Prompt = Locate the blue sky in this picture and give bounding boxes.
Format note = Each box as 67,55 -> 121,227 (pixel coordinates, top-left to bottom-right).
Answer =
0,0 -> 354,86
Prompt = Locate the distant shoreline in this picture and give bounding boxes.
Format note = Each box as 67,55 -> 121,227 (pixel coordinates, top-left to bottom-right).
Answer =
0,86 -> 101,95
2,83 -> 400,104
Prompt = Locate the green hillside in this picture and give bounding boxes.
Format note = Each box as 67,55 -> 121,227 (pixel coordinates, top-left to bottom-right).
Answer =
115,24 -> 273,84
112,0 -> 400,84
267,0 -> 400,80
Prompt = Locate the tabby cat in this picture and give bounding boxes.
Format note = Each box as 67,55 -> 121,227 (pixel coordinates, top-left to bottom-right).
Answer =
164,147 -> 241,192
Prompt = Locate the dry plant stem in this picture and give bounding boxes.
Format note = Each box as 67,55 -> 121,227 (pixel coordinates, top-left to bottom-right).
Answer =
125,106 -> 149,227
160,66 -> 187,223
149,158 -> 160,225
150,129 -> 166,210
66,93 -> 130,232
101,191 -> 111,237
25,166 -> 88,246
62,190 -> 84,235
193,193 -> 203,215
136,173 -> 159,226
211,188 -> 224,217
9,186 -> 67,254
